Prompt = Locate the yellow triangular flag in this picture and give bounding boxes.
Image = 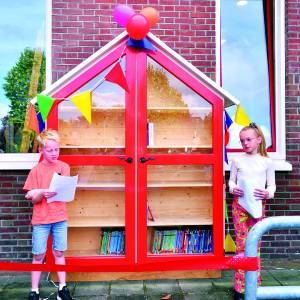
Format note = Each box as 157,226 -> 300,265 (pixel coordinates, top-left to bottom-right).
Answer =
70,90 -> 92,124
225,233 -> 236,253
235,104 -> 251,126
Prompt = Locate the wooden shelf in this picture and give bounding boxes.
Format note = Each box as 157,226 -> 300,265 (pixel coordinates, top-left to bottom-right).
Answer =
147,145 -> 212,149
65,250 -> 101,256
61,145 -> 211,149
61,145 -> 125,148
77,183 -> 125,189
68,217 -> 125,227
147,251 -> 213,256
65,250 -> 125,257
76,182 -> 211,189
147,216 -> 213,227
148,182 -> 212,188
60,106 -> 125,111
147,107 -> 211,111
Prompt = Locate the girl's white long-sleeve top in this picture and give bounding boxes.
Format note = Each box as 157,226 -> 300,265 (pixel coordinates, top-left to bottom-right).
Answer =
228,153 -> 276,199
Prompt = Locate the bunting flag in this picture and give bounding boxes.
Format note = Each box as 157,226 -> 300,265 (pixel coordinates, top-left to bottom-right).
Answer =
224,110 -> 233,164
235,104 -> 251,126
224,146 -> 229,164
127,37 -> 157,51
36,112 -> 45,133
105,62 -> 129,92
224,110 -> 233,146
70,90 -> 92,124
37,94 -> 56,122
27,104 -> 40,134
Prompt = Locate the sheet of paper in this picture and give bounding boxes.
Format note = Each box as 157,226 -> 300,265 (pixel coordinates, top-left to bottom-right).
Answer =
47,172 -> 78,203
238,178 -> 262,218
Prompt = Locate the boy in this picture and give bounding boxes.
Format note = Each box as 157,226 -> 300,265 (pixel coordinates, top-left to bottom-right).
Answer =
24,129 -> 74,300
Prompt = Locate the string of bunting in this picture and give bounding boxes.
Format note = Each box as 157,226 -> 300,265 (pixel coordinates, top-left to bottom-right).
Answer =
28,3 -> 253,160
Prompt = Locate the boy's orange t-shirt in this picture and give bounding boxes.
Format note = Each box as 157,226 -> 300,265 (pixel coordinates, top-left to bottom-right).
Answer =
23,160 -> 70,225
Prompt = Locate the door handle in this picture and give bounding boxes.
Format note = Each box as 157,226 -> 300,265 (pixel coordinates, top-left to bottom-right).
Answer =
140,157 -> 155,163
119,156 -> 133,164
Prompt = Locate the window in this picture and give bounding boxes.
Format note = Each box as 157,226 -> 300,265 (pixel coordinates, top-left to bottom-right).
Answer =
0,1 -> 46,154
221,0 -> 274,148
217,0 -> 290,169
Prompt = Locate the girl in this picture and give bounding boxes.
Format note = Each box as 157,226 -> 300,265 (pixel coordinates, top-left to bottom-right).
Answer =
228,123 -> 276,300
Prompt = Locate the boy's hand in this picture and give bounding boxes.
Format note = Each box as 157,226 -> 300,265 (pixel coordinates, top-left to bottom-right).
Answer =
25,189 -> 57,203
25,189 -> 41,200
43,189 -> 57,199
254,188 -> 269,200
232,187 -> 244,197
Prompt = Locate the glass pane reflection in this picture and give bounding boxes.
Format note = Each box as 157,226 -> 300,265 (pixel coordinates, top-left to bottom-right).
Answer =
147,58 -> 212,154
58,58 -> 126,154
66,165 -> 125,257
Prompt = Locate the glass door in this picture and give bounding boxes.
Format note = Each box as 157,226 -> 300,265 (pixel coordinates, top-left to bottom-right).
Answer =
137,54 -> 224,267
49,49 -> 136,267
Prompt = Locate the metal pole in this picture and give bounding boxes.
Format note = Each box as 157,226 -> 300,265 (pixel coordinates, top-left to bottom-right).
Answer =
245,216 -> 300,300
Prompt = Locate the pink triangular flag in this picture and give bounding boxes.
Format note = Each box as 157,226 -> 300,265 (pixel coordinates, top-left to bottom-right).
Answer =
105,62 -> 129,92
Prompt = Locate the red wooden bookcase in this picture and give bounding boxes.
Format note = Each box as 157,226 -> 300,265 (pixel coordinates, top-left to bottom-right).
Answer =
0,34 -> 258,280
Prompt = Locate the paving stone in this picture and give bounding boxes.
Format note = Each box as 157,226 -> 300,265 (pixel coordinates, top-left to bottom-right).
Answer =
221,270 -> 235,278
144,280 -> 181,296
260,270 -> 280,286
109,295 -> 146,300
0,276 -> 10,292
269,269 -> 300,285
110,280 -> 144,296
76,296 -> 108,300
147,293 -> 184,300
184,292 -> 232,300
178,279 -> 212,294
73,281 -> 110,296
0,287 -> 29,300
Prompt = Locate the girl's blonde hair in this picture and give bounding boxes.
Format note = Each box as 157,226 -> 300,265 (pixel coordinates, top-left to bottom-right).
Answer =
37,129 -> 60,148
240,123 -> 268,157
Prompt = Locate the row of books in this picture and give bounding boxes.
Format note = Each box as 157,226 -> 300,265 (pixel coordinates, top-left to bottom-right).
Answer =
151,228 -> 213,254
99,230 -> 125,255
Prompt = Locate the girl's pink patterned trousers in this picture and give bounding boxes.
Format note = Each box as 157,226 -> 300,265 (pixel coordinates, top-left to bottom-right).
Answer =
232,198 -> 266,293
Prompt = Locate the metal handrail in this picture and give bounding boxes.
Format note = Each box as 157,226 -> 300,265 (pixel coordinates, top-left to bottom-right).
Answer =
245,216 -> 300,300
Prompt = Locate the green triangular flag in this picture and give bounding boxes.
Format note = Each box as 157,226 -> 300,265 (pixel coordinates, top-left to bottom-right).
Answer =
37,94 -> 56,122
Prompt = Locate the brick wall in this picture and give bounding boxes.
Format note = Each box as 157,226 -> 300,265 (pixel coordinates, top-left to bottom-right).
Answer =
1,0 -> 299,263
51,0 -> 216,82
0,171 -> 32,262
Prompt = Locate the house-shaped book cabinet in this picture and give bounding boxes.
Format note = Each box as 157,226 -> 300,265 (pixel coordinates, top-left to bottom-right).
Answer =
44,32 -> 238,281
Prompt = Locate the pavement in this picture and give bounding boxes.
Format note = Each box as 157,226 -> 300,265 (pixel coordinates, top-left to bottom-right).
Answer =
0,259 -> 299,300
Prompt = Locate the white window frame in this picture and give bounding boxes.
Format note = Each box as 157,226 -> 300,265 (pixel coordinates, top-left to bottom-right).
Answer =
216,0 -> 291,171
0,0 -> 51,170
0,0 -> 291,170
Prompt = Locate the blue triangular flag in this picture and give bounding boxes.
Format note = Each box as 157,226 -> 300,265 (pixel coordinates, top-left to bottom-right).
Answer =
224,146 -> 228,164
37,112 -> 45,133
224,110 -> 233,129
127,37 -> 157,51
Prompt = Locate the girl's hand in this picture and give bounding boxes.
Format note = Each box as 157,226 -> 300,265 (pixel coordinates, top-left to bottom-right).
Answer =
254,188 -> 269,200
43,189 -> 57,198
232,187 -> 244,197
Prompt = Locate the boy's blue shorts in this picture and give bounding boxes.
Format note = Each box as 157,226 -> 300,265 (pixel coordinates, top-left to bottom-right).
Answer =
32,221 -> 68,255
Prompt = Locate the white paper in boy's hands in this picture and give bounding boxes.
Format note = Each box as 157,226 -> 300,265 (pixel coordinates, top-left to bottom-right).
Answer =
238,178 -> 262,218
47,172 -> 78,203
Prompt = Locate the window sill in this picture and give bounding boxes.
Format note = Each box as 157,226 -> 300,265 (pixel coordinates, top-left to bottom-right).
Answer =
0,154 -> 293,171
0,154 -> 40,170
224,159 -> 292,172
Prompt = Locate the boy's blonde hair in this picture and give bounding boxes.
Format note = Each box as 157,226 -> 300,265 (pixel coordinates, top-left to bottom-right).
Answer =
37,129 -> 60,148
240,123 -> 268,157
